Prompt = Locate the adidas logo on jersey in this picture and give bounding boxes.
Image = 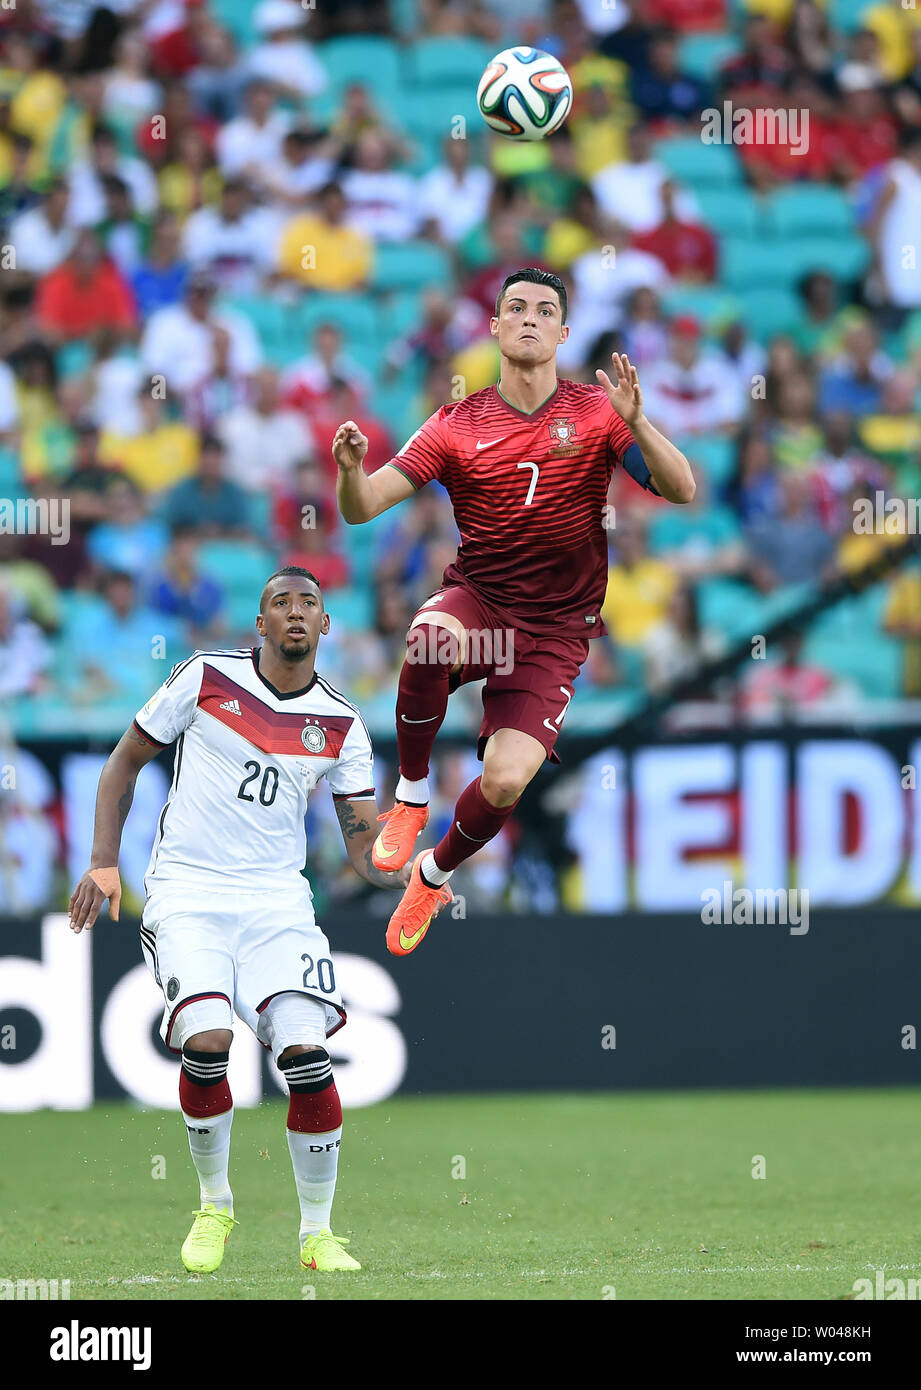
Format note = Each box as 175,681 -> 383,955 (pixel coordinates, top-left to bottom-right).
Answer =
220,699 -> 242,716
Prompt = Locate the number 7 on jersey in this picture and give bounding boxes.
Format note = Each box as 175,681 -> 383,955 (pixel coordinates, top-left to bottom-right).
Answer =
516,460 -> 539,506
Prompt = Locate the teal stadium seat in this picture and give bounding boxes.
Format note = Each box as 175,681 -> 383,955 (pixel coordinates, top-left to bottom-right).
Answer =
680,436 -> 736,489
326,585 -> 374,631
648,503 -> 741,556
294,293 -> 381,371
369,376 -> 426,450
248,490 -> 272,539
694,186 -> 763,238
655,137 -> 742,188
377,289 -> 424,339
660,284 -> 742,331
371,241 -> 453,292
211,0 -> 258,46
677,32 -> 742,83
698,578 -> 768,641
721,236 -> 801,289
736,285 -> 801,341
783,236 -> 870,283
0,445 -> 19,492
767,185 -> 856,238
316,36 -> 404,102
197,540 -> 277,604
396,86 -> 483,145
408,36 -> 495,87
828,0 -> 876,34
389,0 -> 421,39
225,589 -> 262,637
758,582 -> 816,627
802,630 -> 902,698
223,295 -> 301,365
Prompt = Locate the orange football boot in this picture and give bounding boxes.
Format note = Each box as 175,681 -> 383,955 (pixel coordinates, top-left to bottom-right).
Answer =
385,853 -> 453,957
371,801 -> 430,871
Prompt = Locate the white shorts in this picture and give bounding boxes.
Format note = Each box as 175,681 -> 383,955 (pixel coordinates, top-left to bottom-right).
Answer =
140,883 -> 346,1055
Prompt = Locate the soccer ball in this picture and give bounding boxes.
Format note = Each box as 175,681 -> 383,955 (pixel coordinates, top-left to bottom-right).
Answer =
476,47 -> 573,142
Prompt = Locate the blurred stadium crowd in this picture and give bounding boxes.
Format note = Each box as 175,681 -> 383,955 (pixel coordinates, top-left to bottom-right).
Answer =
1,0 -> 921,910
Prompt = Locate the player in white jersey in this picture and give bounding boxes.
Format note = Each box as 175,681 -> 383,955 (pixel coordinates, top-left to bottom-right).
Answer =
68,566 -> 424,1275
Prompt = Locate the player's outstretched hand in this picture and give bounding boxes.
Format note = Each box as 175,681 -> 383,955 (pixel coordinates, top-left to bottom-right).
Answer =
68,867 -> 122,934
332,420 -> 369,471
596,351 -> 644,427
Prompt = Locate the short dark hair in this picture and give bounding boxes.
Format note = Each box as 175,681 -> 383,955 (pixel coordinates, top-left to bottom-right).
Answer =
260,565 -> 322,611
496,268 -> 568,323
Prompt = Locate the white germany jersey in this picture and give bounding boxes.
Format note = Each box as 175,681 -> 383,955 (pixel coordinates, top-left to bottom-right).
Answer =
133,647 -> 375,895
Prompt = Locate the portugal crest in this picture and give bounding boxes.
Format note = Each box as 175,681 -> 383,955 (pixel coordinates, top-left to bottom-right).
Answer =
301,721 -> 327,753
548,417 -> 580,455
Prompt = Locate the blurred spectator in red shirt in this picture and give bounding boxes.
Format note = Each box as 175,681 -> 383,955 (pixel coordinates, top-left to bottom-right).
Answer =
742,631 -> 839,717
461,211 -> 549,324
631,180 -> 716,280
299,378 -> 394,481
36,231 -> 137,341
279,504 -> 350,591
384,289 -> 480,378
647,0 -> 725,32
737,76 -> 838,189
825,75 -> 898,181
273,458 -> 339,545
152,0 -> 214,80
283,322 -> 372,413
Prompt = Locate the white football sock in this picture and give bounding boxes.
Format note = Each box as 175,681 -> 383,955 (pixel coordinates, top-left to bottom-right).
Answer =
182,1106 -> 234,1213
396,775 -> 429,805
421,850 -> 452,886
288,1126 -> 343,1241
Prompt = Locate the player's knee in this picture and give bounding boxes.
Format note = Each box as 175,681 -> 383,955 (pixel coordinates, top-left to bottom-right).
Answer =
278,1042 -> 325,1064
406,621 -> 462,673
480,763 -> 526,806
279,1046 -> 335,1092
184,1029 -> 232,1053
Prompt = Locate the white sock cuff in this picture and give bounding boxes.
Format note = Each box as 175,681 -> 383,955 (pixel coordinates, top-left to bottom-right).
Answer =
421,851 -> 452,886
396,775 -> 429,804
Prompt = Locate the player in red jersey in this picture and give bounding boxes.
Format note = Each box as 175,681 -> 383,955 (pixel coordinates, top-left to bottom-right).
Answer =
332,268 -> 695,955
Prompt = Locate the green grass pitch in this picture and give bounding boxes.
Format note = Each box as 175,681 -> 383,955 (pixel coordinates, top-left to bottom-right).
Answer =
2,1090 -> 918,1301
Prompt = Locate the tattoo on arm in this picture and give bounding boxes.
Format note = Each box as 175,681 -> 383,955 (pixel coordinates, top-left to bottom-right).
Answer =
361,846 -> 402,890
334,800 -> 372,840
127,727 -> 152,749
335,800 -> 402,888
116,775 -> 137,835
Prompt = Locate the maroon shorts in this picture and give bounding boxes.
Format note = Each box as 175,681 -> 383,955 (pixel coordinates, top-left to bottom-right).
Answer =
411,584 -> 589,764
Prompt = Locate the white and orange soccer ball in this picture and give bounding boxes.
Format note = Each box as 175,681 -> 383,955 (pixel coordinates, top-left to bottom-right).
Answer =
476,46 -> 573,142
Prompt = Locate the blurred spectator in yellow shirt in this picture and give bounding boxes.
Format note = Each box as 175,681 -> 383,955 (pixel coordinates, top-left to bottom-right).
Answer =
277,181 -> 373,291
883,561 -> 921,696
99,379 -> 199,494
602,513 -> 678,647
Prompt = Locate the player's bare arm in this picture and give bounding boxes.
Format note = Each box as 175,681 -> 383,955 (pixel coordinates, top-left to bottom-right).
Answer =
68,726 -> 164,933
333,419 -> 415,523
597,352 -> 696,505
334,796 -> 413,889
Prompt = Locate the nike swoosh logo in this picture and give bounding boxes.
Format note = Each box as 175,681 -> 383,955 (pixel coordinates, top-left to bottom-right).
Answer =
399,920 -> 431,951
400,713 -> 440,723
476,437 -> 507,450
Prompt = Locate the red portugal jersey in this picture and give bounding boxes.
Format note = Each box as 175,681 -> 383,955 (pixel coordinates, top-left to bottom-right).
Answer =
385,380 -> 636,638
